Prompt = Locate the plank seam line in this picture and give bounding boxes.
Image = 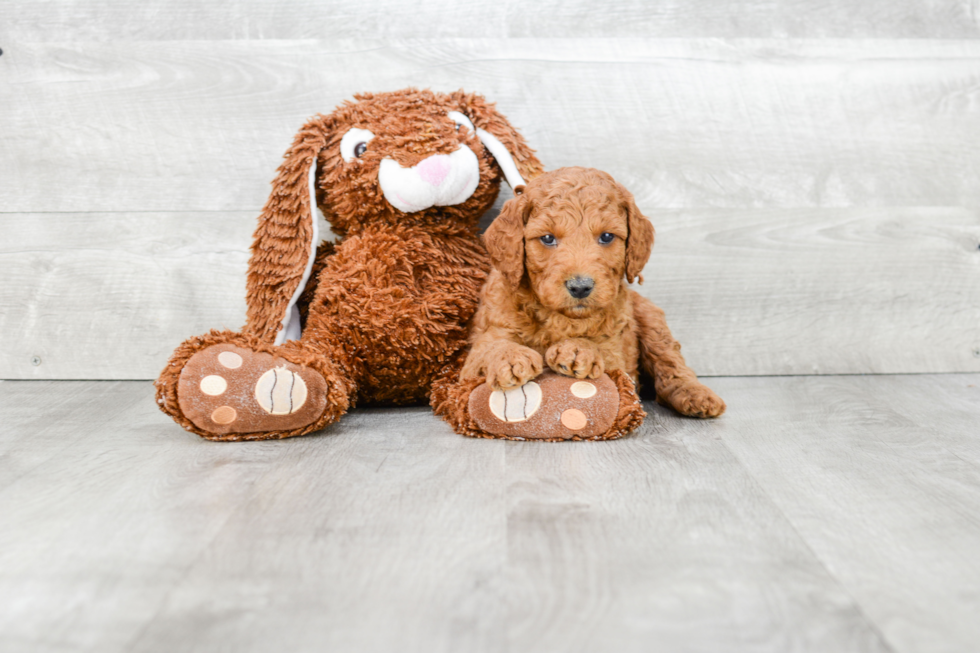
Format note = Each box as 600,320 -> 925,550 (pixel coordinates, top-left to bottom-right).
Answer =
712,426 -> 901,653
116,436 -> 336,651
0,381 -> 135,495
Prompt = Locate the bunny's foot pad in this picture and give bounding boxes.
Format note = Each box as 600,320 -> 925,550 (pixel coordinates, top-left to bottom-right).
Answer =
468,370 -> 622,440
177,344 -> 328,436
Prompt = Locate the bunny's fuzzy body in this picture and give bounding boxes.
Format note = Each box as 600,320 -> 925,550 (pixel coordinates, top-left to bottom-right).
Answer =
155,89 -> 542,440
297,224 -> 490,406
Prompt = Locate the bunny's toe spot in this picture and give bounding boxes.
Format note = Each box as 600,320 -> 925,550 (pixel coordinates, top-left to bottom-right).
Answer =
200,375 -> 227,396
211,406 -> 237,424
570,381 -> 596,398
218,351 -> 243,369
560,408 -> 588,431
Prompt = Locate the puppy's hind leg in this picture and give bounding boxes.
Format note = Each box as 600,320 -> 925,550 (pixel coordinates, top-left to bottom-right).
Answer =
631,291 -> 726,418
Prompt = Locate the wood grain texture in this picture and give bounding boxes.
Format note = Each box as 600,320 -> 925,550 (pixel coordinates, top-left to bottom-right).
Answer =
0,382 -> 508,653
642,207 -> 980,376
2,39 -> 980,212
500,426 -> 890,652
3,375 -> 979,651
3,384 -> 969,648
126,406 -> 508,653
0,212 -> 250,380
3,206 -> 977,379
0,380 -> 136,491
3,0 -> 980,40
716,374 -> 980,653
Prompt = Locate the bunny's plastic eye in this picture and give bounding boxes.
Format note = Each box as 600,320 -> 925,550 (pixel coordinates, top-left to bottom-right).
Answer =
340,127 -> 375,162
598,232 -> 615,245
540,234 -> 557,247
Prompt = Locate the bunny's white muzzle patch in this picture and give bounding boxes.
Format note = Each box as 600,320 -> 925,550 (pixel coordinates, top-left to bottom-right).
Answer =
378,146 -> 481,213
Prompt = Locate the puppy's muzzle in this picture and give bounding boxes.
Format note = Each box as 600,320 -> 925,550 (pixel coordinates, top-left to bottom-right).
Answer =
565,276 -> 594,299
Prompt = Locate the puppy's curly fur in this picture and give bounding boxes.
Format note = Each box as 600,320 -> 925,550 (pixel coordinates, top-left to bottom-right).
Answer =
461,167 -> 725,421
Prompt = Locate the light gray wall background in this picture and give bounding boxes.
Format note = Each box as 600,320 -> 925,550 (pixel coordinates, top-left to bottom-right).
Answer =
2,2 -> 979,379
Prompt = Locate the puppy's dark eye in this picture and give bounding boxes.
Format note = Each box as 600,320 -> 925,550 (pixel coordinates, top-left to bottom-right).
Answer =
598,232 -> 615,245
354,142 -> 368,158
539,234 -> 557,247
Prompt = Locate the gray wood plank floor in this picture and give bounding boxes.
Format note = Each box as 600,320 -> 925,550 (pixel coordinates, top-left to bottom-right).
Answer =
1,375 -> 978,652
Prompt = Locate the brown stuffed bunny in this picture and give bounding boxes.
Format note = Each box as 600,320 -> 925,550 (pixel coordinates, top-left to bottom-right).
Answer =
155,88 -> 542,441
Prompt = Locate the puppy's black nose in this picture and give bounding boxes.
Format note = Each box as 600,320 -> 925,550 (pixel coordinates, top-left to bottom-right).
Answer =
565,276 -> 594,299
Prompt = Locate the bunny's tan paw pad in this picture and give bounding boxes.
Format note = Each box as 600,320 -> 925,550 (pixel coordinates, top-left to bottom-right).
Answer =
177,344 -> 328,436
468,370 -> 623,440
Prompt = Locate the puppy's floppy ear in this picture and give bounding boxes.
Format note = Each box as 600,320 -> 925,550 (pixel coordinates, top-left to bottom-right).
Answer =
483,192 -> 530,289
246,114 -> 334,344
450,90 -> 545,187
618,183 -> 655,284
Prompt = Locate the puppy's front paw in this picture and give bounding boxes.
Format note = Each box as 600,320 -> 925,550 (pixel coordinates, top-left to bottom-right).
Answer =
669,383 -> 726,418
486,346 -> 543,390
546,339 -> 604,380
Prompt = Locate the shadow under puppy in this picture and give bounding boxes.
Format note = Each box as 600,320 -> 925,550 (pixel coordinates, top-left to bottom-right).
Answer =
433,167 -> 725,440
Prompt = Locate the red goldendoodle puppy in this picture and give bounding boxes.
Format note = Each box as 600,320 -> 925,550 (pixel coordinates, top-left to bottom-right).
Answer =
460,166 -> 725,428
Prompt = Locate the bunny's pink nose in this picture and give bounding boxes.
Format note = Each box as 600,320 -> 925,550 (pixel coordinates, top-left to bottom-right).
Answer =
416,155 -> 451,187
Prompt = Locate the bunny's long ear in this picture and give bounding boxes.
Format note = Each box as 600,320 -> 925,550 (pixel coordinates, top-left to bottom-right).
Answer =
451,91 -> 545,188
245,114 -> 333,344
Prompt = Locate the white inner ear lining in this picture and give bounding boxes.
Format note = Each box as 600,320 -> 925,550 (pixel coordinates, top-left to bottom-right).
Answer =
476,128 -> 526,189
273,152 -> 323,346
